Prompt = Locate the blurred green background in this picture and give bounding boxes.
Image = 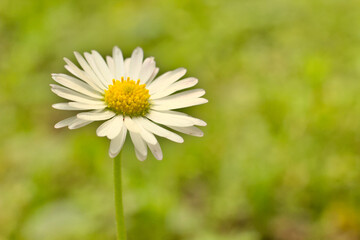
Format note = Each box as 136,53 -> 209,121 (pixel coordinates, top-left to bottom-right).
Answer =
1,0 -> 360,239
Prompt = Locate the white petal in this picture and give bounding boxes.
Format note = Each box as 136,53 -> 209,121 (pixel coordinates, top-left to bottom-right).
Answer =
77,110 -> 115,121
124,116 -> 139,133
132,118 -> 157,145
129,131 -> 147,157
147,71 -> 171,87
84,52 -> 109,88
151,77 -> 198,99
106,56 -> 115,76
113,46 -> 125,80
147,141 -> 163,160
146,67 -> 159,85
53,102 -> 106,111
152,89 -> 205,102
139,57 -> 156,84
52,73 -> 103,99
146,110 -> 194,127
73,52 -> 105,91
91,50 -> 114,85
151,98 -> 208,110
97,116 -> 123,139
124,58 -> 131,79
109,125 -> 127,158
54,116 -> 77,128
147,68 -> 186,95
51,84 -> 104,105
97,117 -> 114,137
168,126 -> 204,137
158,110 -> 207,126
135,148 -> 147,161
63,57 -> 104,92
68,102 -> 107,110
107,116 -> 124,139
129,47 -> 144,80
52,103 -> 80,111
135,117 -> 183,143
68,118 -> 92,129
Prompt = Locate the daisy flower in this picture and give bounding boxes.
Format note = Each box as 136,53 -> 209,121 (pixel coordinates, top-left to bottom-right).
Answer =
51,47 -> 207,161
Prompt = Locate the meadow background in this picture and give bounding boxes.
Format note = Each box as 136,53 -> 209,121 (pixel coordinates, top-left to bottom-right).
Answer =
1,0 -> 360,239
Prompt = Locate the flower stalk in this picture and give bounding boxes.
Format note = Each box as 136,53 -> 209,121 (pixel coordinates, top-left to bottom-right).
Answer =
113,153 -> 127,240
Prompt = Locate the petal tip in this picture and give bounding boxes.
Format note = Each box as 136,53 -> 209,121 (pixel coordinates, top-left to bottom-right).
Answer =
76,113 -> 85,119
178,67 -> 187,72
198,120 -> 207,126
135,46 -> 143,51
109,152 -> 117,158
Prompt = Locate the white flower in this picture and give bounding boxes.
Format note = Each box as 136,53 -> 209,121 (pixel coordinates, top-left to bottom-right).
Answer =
51,47 -> 207,160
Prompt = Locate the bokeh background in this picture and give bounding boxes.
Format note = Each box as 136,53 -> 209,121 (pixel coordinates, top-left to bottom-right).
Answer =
1,0 -> 360,239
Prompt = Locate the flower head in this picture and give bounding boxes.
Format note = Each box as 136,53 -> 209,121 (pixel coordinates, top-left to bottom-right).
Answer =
51,47 -> 207,160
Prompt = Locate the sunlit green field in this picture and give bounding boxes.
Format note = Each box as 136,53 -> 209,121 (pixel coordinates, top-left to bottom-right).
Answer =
1,0 -> 360,239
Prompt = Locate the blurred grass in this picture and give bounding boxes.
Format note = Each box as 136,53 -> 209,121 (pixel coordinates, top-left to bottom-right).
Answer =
1,0 -> 360,239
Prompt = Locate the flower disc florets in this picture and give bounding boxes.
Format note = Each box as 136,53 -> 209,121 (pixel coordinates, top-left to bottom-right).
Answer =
104,77 -> 150,117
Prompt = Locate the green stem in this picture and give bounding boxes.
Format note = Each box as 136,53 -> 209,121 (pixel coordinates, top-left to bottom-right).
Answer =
114,153 -> 127,240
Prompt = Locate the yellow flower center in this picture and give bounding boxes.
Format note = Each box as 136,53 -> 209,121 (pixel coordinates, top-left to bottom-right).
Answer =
104,77 -> 150,117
